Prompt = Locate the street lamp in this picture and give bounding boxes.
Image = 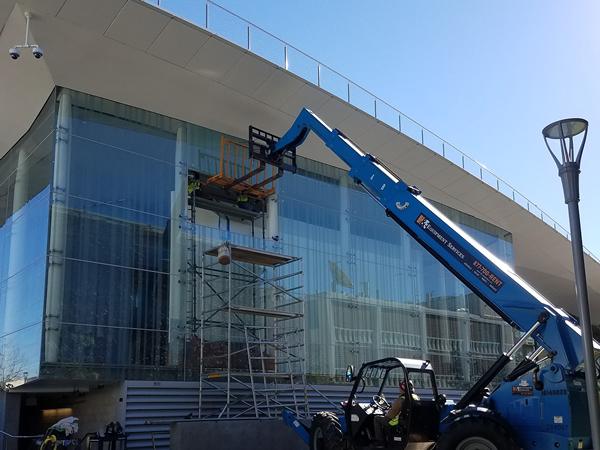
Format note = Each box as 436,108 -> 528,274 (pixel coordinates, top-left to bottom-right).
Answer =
542,117 -> 600,448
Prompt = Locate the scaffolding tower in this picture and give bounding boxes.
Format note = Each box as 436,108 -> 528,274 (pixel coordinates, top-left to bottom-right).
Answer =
197,242 -> 307,419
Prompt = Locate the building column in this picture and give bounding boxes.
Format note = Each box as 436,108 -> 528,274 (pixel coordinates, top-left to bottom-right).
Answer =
500,323 -> 515,353
374,305 -> 382,361
11,149 -> 29,210
168,126 -> 188,366
402,231 -> 415,307
413,245 -> 429,360
339,176 -> 353,292
325,296 -> 336,377
266,194 -> 279,247
458,312 -> 471,385
3,149 -> 30,341
419,308 -> 428,361
0,391 -> 21,450
340,176 -> 350,252
44,91 -> 71,363
455,277 -> 471,384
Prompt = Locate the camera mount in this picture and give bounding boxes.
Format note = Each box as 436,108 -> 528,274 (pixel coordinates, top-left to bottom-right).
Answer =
8,11 -> 43,60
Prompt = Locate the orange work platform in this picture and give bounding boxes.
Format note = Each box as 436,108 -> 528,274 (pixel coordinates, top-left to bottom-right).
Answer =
205,136 -> 279,200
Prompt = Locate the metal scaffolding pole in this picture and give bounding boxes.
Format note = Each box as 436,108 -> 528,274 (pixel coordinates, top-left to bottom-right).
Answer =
196,242 -> 306,420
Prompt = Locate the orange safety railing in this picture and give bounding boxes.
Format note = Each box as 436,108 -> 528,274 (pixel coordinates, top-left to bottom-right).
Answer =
205,136 -> 277,199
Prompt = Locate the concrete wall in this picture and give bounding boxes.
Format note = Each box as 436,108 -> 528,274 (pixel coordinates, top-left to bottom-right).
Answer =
0,3 -> 55,155
0,392 -> 21,450
171,419 -> 307,450
70,383 -> 125,437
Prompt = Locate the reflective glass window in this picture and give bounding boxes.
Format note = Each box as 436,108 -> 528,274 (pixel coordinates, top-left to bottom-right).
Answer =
0,93 -> 54,385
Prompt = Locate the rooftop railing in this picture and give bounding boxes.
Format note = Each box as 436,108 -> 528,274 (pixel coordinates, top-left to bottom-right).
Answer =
146,0 -> 599,262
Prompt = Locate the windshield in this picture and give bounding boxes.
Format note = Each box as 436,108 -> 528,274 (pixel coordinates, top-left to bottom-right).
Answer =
351,365 -> 439,406
406,370 -> 438,399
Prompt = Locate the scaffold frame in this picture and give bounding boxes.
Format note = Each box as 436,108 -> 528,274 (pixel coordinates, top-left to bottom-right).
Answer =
197,241 -> 307,420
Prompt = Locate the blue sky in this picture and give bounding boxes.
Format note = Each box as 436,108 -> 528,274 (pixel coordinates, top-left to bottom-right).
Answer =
163,0 -> 600,256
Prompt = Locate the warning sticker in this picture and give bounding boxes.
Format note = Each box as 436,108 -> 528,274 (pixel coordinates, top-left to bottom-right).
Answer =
415,214 -> 504,293
512,380 -> 533,396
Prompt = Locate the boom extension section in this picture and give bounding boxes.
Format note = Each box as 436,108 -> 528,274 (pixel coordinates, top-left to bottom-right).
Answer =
250,107 -> 598,372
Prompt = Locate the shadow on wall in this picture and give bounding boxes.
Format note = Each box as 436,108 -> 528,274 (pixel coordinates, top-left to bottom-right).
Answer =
171,419 -> 306,450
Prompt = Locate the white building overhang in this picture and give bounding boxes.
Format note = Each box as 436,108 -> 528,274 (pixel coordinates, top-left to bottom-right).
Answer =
1,0 -> 599,320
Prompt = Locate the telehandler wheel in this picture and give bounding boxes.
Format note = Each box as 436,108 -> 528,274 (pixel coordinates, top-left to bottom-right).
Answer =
309,411 -> 344,450
436,416 -> 518,450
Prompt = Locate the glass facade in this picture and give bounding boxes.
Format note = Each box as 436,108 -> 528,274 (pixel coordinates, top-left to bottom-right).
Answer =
0,88 -> 519,390
277,161 -> 515,388
0,93 -> 54,386
42,90 -> 177,380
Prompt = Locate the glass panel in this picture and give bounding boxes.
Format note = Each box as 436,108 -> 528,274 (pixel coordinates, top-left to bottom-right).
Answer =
46,323 -> 169,381
278,158 -> 516,388
0,102 -> 54,227
59,258 -> 168,329
376,102 -> 401,132
206,1 -> 247,49
349,84 -> 375,116
153,1 -> 205,27
399,115 -> 423,143
318,66 -> 349,102
68,135 -> 175,219
42,90 -> 179,380
0,93 -> 54,385
43,89 -> 242,381
0,255 -> 47,335
49,259 -> 171,380
0,323 -> 42,387
287,47 -> 318,86
61,198 -> 170,272
251,27 -> 285,67
0,188 -> 50,281
422,130 -> 445,156
41,89 -> 517,389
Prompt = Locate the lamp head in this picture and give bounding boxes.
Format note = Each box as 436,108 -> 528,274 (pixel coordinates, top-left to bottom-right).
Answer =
543,118 -> 588,140
542,118 -> 588,168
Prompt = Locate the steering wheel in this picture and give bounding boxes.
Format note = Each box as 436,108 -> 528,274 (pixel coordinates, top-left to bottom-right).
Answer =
372,394 -> 391,409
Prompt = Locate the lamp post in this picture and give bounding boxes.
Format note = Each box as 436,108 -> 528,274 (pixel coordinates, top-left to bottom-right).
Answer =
542,118 -> 600,448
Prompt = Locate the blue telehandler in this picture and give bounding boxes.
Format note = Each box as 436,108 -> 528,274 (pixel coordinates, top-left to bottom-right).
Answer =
246,108 -> 600,450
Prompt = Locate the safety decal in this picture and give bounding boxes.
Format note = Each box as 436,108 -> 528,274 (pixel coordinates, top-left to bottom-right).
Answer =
415,213 -> 504,293
512,380 -> 533,396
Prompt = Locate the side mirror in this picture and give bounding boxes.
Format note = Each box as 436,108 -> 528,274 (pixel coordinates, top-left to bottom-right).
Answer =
436,393 -> 447,406
345,365 -> 355,382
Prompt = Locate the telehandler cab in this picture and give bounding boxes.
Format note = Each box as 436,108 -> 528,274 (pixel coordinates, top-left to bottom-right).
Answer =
304,357 -> 449,450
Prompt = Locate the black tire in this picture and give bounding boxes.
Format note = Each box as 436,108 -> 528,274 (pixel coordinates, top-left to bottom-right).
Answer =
309,411 -> 345,450
436,416 -> 518,450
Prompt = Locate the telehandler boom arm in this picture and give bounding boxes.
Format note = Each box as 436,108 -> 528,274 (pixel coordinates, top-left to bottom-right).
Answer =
253,107 -> 598,371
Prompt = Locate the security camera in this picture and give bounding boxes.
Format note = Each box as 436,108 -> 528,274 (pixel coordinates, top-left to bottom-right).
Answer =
9,13 -> 44,62
32,46 -> 43,59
